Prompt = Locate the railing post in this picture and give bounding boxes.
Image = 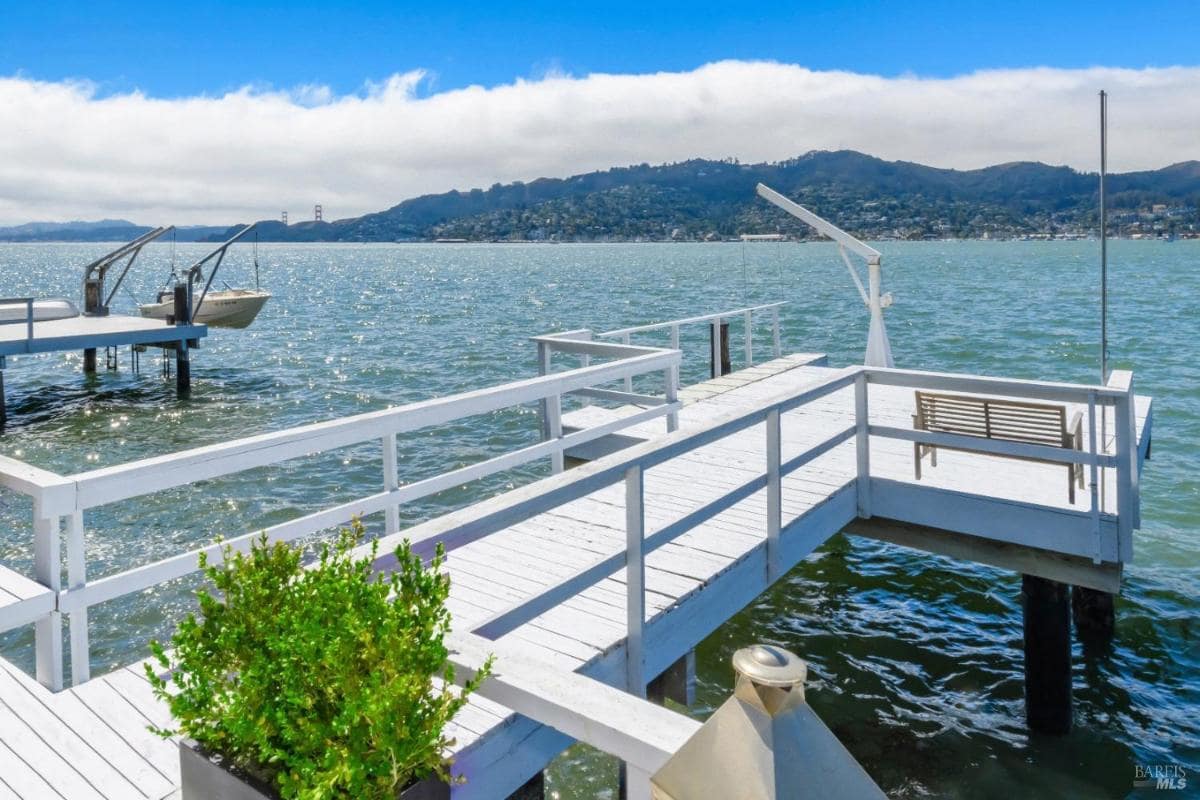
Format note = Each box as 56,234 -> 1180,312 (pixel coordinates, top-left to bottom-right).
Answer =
623,333 -> 633,393
33,504 -> 63,691
548,391 -> 564,473
669,325 -> 681,389
854,372 -> 871,518
66,510 -> 89,685
579,351 -> 591,407
1086,392 -> 1101,563
382,433 -> 399,535
744,310 -> 754,367
624,465 -> 645,697
664,366 -> 679,433
1114,382 -> 1135,563
771,305 -> 782,358
766,408 -> 782,582
537,340 -> 551,441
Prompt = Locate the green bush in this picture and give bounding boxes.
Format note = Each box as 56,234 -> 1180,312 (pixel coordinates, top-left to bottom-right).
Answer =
147,520 -> 491,799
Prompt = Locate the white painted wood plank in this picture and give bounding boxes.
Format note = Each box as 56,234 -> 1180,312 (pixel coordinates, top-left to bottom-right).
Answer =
70,678 -> 180,782
0,701 -> 107,800
0,739 -> 65,800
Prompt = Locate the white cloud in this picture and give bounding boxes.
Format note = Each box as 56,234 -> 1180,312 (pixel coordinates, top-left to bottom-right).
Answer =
0,61 -> 1197,225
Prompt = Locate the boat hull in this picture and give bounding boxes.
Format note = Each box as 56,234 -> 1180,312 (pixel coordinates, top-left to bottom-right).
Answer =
139,290 -> 270,329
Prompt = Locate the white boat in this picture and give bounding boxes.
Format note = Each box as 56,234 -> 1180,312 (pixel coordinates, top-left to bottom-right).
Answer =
139,288 -> 270,329
0,297 -> 80,324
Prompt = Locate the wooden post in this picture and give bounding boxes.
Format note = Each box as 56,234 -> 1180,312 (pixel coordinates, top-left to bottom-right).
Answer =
174,284 -> 191,395
766,408 -> 782,582
0,368 -> 6,429
547,392 -> 564,474
83,348 -> 97,374
664,366 -> 678,433
625,465 -> 645,697
709,320 -> 730,378
382,434 -> 399,535
744,310 -> 754,367
647,651 -> 696,706
66,511 -> 89,685
1071,585 -> 1115,647
623,333 -> 633,393
854,372 -> 871,518
33,506 -> 63,691
1022,574 -> 1072,734
536,341 -> 551,441
771,305 -> 782,358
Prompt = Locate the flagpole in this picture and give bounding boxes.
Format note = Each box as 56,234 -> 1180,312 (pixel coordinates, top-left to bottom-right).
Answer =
1100,90 -> 1108,384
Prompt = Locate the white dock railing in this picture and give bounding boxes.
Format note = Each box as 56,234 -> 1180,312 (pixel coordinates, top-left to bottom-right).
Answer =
598,301 -> 785,388
0,297 -> 37,344
0,348 -> 1140,797
0,345 -> 1137,734
0,336 -> 681,690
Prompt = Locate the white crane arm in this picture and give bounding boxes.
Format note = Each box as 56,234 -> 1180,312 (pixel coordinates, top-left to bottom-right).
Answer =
756,183 -> 881,262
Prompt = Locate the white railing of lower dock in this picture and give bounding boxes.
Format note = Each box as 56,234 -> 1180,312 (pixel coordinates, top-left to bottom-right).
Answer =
0,297 -> 37,344
0,335 -> 681,690
598,301 -> 785,388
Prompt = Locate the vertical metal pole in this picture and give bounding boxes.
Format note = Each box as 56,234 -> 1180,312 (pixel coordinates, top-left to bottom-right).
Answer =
766,408 -> 782,582
854,372 -> 871,518
1100,90 -> 1108,385
744,310 -> 753,367
66,511 -> 89,685
624,465 -> 645,697
33,506 -> 63,691
382,434 -> 399,536
772,306 -> 782,358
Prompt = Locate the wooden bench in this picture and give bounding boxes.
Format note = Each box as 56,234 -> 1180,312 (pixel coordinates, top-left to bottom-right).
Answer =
913,391 -> 1085,502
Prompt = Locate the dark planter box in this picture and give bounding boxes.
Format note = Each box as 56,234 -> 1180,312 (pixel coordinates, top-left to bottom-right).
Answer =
179,739 -> 450,800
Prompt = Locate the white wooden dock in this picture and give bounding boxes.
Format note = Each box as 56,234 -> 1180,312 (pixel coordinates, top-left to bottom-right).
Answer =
0,313 -> 205,357
0,302 -> 1153,800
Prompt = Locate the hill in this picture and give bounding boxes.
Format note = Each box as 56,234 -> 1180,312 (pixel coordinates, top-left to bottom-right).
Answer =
6,151 -> 1198,242
256,151 -> 1200,242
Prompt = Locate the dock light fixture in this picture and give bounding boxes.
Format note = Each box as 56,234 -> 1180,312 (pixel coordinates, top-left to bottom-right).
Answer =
756,184 -> 895,368
650,644 -> 886,800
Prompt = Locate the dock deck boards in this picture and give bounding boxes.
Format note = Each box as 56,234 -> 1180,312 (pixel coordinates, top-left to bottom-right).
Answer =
0,314 -> 206,357
0,353 -> 1153,799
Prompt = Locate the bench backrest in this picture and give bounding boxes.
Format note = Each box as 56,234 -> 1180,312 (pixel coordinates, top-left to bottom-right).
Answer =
914,391 -> 1069,447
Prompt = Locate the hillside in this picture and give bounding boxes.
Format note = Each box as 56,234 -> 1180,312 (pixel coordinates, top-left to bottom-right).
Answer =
262,151 -> 1200,242
6,151 -> 1198,243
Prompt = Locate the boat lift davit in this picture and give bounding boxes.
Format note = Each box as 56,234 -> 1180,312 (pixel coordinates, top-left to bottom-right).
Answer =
138,224 -> 270,329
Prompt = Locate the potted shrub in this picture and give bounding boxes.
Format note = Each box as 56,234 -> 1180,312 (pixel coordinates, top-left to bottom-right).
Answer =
147,519 -> 491,800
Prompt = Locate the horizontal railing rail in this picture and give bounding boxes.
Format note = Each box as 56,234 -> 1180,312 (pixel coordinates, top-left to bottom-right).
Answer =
596,302 -> 785,386
0,333 -> 682,690
0,297 -> 36,342
0,353 -> 1140,719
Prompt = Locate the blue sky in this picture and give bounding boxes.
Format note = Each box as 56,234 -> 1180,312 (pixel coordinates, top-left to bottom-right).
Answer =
1,0 -> 1195,96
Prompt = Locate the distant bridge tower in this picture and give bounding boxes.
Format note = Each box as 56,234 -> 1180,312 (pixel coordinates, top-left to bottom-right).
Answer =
281,210 -> 288,225
314,204 -> 323,222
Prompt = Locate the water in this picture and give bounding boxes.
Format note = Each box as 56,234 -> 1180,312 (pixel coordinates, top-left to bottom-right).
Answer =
0,241 -> 1195,798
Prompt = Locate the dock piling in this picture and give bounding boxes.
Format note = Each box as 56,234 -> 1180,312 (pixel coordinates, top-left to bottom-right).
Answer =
83,347 -> 97,374
1022,574 -> 1072,734
173,284 -> 192,395
709,320 -> 731,378
1072,585 -> 1115,647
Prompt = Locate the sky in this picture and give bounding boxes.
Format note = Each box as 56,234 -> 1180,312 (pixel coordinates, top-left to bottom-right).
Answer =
0,1 -> 1197,224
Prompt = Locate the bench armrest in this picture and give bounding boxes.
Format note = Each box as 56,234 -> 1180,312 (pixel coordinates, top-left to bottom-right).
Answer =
1068,410 -> 1084,450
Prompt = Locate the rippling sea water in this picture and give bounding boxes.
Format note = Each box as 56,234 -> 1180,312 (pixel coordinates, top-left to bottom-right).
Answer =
0,241 -> 1194,798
